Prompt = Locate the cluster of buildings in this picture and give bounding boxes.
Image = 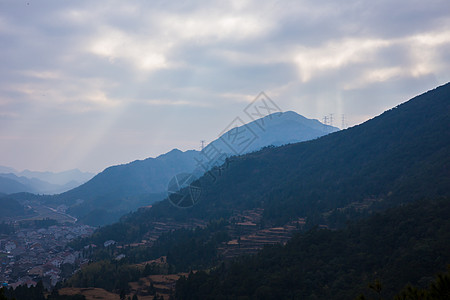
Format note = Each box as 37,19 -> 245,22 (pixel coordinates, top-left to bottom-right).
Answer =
0,223 -> 94,289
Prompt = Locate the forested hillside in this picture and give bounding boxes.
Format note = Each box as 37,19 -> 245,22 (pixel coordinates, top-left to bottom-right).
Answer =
0,195 -> 26,219
175,197 -> 450,299
81,83 -> 450,245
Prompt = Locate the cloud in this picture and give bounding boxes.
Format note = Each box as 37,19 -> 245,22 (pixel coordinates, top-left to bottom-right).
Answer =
0,0 -> 449,172
293,38 -> 391,82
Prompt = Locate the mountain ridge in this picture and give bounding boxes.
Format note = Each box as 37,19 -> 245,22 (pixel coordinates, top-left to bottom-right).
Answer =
204,110 -> 338,157
43,111 -> 337,225
0,168 -> 94,195
108,82 -> 450,232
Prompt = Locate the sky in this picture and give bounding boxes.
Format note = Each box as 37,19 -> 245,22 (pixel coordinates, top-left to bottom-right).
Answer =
0,0 -> 449,173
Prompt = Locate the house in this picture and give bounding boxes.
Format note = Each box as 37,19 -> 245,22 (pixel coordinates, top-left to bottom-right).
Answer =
4,241 -> 16,253
104,240 -> 116,247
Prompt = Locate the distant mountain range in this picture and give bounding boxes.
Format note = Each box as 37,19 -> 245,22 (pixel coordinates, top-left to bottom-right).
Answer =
0,166 -> 16,174
0,176 -> 32,195
0,168 -> 94,195
29,111 -> 336,225
18,169 -> 94,186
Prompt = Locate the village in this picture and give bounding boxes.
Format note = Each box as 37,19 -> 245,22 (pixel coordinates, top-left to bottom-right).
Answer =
0,206 -> 311,300
0,223 -> 94,290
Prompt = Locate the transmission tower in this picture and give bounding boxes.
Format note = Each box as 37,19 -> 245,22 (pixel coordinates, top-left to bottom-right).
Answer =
200,140 -> 206,150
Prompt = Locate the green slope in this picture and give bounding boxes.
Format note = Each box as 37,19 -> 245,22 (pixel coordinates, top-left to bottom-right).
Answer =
123,82 -> 450,228
175,197 -> 450,299
0,195 -> 26,219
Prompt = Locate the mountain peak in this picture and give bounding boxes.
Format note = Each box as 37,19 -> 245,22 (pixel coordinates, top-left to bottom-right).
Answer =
156,148 -> 198,160
205,110 -> 339,155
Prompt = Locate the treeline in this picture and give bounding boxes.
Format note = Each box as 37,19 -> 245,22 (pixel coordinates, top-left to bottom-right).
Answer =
72,219 -> 229,270
0,281 -> 85,300
392,268 -> 450,300
121,224 -> 229,271
67,260 -> 141,292
0,222 -> 14,234
175,198 -> 450,299
19,218 -> 58,229
67,259 -> 178,293
67,220 -> 230,292
67,259 -> 174,296
0,196 -> 25,219
358,268 -> 450,300
69,220 -> 150,249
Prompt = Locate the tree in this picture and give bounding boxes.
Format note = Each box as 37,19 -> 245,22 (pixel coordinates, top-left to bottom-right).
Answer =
0,288 -> 8,300
119,289 -> 126,300
368,279 -> 383,299
147,282 -> 155,295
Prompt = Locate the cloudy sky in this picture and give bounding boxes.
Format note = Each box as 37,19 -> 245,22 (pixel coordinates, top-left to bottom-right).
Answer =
0,0 -> 449,173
